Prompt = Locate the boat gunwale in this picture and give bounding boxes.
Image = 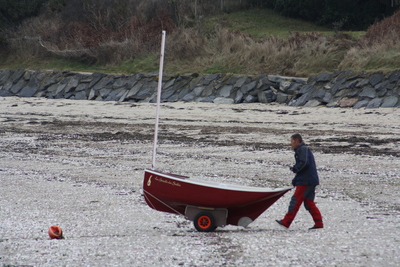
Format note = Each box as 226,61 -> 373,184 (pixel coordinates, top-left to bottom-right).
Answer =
145,169 -> 293,193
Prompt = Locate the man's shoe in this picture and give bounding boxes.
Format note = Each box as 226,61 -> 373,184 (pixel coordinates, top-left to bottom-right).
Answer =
308,226 -> 323,230
275,220 -> 288,229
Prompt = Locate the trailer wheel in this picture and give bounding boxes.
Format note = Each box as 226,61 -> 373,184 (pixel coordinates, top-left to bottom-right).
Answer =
194,212 -> 216,232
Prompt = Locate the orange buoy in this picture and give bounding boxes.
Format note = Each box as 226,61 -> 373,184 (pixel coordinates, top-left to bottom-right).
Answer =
48,225 -> 64,239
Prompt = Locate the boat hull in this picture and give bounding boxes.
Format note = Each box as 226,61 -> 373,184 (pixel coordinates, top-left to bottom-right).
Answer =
143,169 -> 292,227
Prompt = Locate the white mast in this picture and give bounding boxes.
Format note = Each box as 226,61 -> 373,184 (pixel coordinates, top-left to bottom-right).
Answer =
152,30 -> 166,169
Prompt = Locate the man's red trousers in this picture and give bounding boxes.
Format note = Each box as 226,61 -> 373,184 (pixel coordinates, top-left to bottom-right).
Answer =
280,185 -> 323,228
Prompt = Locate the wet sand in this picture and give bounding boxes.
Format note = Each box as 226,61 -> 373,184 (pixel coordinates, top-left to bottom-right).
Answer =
1,97 -> 399,266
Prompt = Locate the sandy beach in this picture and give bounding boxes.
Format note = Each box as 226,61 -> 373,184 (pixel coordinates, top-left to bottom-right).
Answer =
1,96 -> 399,266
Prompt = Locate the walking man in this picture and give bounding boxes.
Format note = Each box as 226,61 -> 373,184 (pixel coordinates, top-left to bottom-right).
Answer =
276,134 -> 324,230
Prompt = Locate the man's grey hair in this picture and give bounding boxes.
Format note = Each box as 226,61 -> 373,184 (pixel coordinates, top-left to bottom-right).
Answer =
291,133 -> 303,143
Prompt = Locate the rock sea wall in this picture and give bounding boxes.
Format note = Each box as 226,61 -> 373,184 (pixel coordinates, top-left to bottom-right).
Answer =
0,69 -> 399,108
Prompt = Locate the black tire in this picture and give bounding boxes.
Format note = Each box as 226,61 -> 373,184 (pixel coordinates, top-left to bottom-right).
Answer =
193,211 -> 216,232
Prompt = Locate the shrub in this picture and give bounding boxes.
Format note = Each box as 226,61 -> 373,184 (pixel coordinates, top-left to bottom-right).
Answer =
273,0 -> 390,31
339,9 -> 400,71
0,0 -> 47,25
364,9 -> 400,46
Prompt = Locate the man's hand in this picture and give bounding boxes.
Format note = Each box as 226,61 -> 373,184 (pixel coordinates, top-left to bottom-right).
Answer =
290,167 -> 293,172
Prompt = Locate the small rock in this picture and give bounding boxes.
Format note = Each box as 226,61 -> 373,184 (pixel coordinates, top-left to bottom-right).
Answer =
353,100 -> 369,109
315,72 -> 332,82
213,97 -> 234,104
305,99 -> 321,107
243,94 -> 257,103
366,98 -> 382,109
359,87 -> 376,98
219,85 -> 233,97
234,76 -> 248,88
381,96 -> 399,108
276,93 -> 289,104
339,97 -> 358,108
369,73 -> 384,87
389,71 -> 400,83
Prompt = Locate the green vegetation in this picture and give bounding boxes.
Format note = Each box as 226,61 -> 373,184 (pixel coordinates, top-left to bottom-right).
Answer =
204,9 -> 332,38
0,1 -> 399,77
118,55 -> 160,74
272,0 -> 388,31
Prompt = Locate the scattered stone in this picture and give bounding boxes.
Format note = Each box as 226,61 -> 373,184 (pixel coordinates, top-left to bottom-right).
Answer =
10,79 -> 27,94
335,70 -> 354,81
219,85 -> 233,97
161,88 -> 176,100
76,83 -> 88,92
283,82 -> 301,95
182,92 -> 196,102
289,92 -> 312,107
341,80 -> 358,90
0,70 -> 12,85
88,72 -> 106,88
374,80 -> 390,92
243,94 -> 257,103
213,97 -> 234,104
378,88 -> 388,98
359,87 -> 376,98
19,87 -> 37,98
10,69 -> 25,84
279,81 -> 292,92
240,81 -> 257,94
389,71 -> 400,83
366,98 -> 382,109
323,92 -> 333,103
356,79 -> 369,88
235,90 -> 244,103
315,72 -> 332,82
312,89 -> 326,100
347,72 -> 366,81
177,87 -> 191,99
339,97 -> 358,108
267,75 -> 284,83
304,99 -> 321,107
74,91 -> 87,100
258,90 -> 276,103
200,96 -> 216,103
381,96 -> 399,108
291,77 -> 307,84
353,100 -> 369,109
0,88 -> 12,97
23,71 -> 31,81
193,86 -> 204,97
234,76 -> 248,88
203,74 -> 220,85
299,82 -> 316,94
369,73 -> 384,87
105,88 -> 126,101
276,93 -> 289,104
326,98 -> 340,107
93,77 -> 114,90
330,79 -> 345,95
65,77 -> 80,93
346,89 -> 360,98
163,78 -> 176,90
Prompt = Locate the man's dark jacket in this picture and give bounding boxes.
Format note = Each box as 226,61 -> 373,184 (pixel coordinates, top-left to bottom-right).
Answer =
291,142 -> 319,186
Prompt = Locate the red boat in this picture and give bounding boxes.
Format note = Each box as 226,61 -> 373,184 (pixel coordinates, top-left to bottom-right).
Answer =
143,169 -> 293,232
142,32 -> 292,232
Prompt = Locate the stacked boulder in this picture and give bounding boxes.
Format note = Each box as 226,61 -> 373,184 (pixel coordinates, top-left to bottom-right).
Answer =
288,70 -> 400,108
0,69 -> 399,108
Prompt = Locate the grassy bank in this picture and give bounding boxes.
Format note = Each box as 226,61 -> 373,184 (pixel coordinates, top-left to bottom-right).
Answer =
1,8 -> 399,76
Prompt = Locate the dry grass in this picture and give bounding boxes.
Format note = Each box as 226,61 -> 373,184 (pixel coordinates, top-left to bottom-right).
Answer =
2,7 -> 400,76
164,29 -> 355,76
339,10 -> 400,72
